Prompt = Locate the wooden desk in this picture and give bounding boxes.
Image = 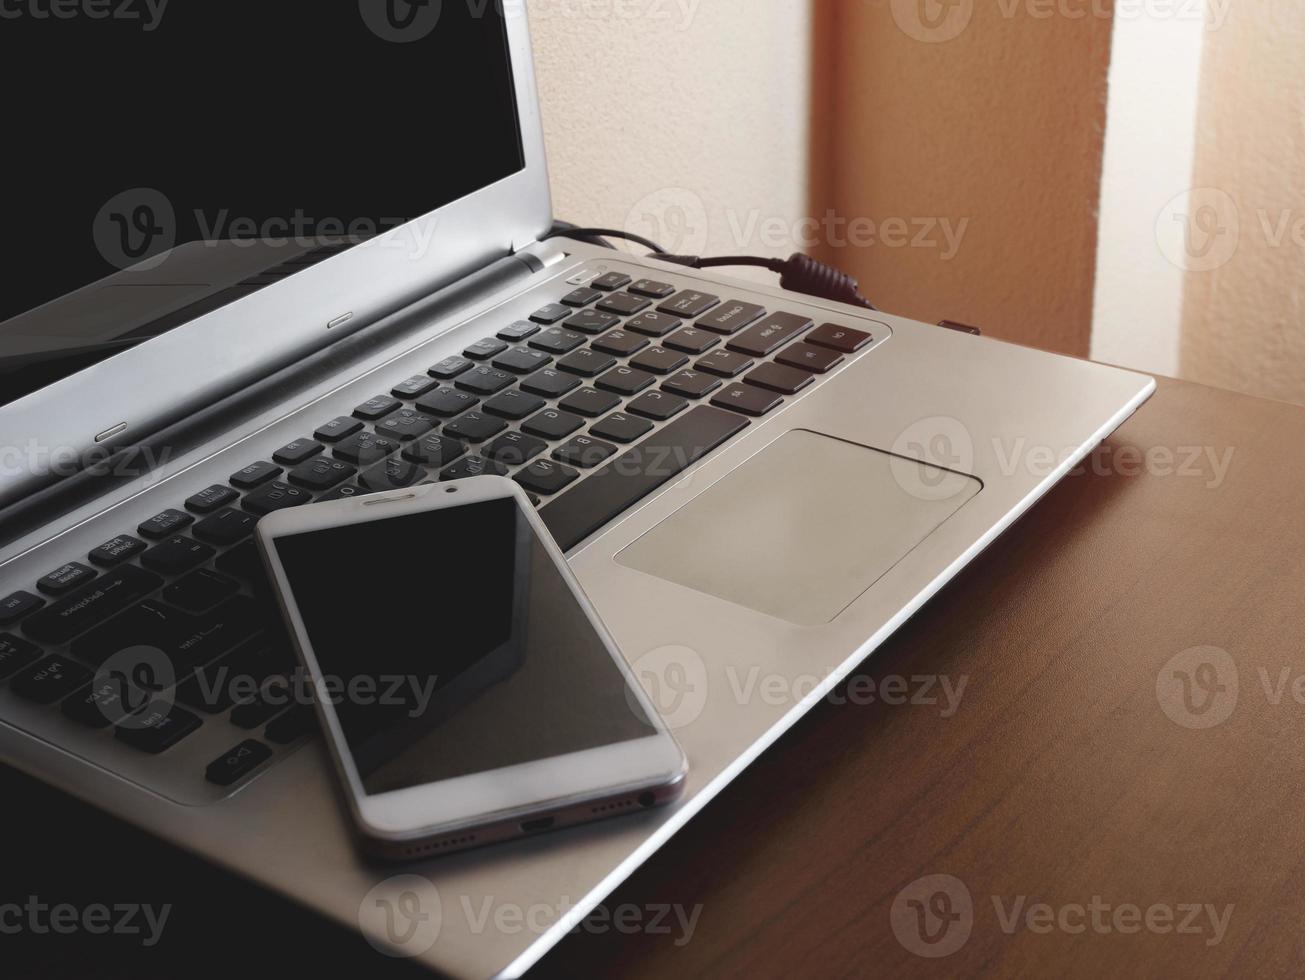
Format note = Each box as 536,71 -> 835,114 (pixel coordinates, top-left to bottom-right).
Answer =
8,376 -> 1304,978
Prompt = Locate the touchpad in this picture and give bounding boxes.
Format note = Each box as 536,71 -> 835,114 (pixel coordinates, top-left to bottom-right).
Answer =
615,429 -> 981,626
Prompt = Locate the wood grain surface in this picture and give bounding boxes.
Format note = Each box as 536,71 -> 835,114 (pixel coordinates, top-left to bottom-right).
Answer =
6,376 -> 1303,979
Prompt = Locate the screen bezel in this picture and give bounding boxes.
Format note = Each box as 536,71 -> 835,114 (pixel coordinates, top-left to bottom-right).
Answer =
256,477 -> 685,841
0,7 -> 552,509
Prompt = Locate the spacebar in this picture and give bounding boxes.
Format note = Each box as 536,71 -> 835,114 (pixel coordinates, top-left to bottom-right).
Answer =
540,405 -> 749,551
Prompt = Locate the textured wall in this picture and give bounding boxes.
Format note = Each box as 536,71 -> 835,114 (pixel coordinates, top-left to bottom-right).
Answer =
809,0 -> 1114,356
1180,1 -> 1305,406
527,0 -> 811,268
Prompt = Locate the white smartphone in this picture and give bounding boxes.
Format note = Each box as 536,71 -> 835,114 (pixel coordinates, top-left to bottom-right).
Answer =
255,476 -> 686,860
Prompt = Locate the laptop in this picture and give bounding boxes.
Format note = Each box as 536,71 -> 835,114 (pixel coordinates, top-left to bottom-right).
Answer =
0,4 -> 1154,977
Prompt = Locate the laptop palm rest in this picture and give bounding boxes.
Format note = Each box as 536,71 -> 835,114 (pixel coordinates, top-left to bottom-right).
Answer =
615,428 -> 982,626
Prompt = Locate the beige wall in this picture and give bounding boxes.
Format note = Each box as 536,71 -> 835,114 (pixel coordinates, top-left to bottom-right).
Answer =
527,0 -> 811,268
1180,0 -> 1305,405
810,0 -> 1114,357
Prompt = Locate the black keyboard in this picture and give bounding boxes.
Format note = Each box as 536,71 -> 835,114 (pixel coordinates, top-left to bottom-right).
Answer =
0,266 -> 879,799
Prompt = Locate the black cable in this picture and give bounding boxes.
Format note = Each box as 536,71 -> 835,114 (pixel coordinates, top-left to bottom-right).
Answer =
545,223 -> 876,310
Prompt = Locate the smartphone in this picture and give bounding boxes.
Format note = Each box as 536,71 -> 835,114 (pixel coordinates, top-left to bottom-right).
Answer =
255,476 -> 687,860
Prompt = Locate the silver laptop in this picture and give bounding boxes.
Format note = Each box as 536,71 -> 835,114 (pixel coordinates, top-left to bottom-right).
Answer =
0,5 -> 1153,977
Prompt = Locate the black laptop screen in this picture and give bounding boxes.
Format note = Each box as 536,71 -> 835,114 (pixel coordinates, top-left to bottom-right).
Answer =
0,1 -> 524,406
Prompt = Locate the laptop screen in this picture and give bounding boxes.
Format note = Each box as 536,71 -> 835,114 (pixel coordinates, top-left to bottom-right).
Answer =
0,1 -> 524,408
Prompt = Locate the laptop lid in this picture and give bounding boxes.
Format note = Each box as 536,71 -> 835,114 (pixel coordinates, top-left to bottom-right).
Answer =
0,1 -> 550,507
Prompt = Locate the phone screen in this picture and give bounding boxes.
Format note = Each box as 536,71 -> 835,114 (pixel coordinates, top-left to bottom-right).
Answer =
269,495 -> 656,795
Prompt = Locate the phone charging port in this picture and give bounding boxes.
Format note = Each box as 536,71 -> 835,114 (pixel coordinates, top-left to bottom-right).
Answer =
520,816 -> 555,834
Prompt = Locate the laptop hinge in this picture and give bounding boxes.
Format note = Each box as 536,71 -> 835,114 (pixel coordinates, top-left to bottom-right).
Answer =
512,236 -> 566,271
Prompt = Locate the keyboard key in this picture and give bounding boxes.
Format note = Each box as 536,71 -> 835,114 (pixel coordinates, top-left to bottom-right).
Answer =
287,457 -> 357,493
456,365 -> 516,396
595,366 -> 656,396
744,362 -> 816,395
484,431 -> 547,466
711,383 -> 784,417
498,320 -> 540,341
229,461 -> 282,490
176,656 -> 240,713
776,342 -> 843,374
591,412 -> 654,444
630,347 -> 689,375
0,590 -> 44,626
163,569 -> 239,613
522,409 -> 584,440
464,337 -> 508,360
265,706 -> 316,744
559,387 -> 621,418
557,348 -> 617,377
37,562 -> 97,596
70,596 -> 194,667
317,485 -> 364,502
354,395 -> 401,421
375,409 -> 437,441
627,390 -> 689,421
359,458 -> 425,492
530,303 -> 571,324
214,541 -> 263,585
591,271 -> 632,291
595,293 -> 650,316
333,431 -> 400,466
626,310 -> 681,337
141,536 -> 216,575
493,347 -> 552,374
428,355 -> 474,379
138,508 -> 195,539
484,390 -> 546,420
443,411 -> 507,443
521,368 -> 582,398
529,327 -> 586,355
88,535 -> 147,568
695,349 -> 754,378
664,328 -> 720,354
662,369 -> 723,400
22,567 -> 162,644
591,329 -> 649,357
726,312 -> 813,357
391,375 -> 438,399
60,680 -> 125,728
807,322 -> 873,353
230,683 -> 292,730
697,300 -> 766,334
564,309 -> 620,334
192,507 -> 259,546
540,406 -> 749,550
206,739 -> 274,786
174,596 -> 264,671
416,387 -> 479,417
314,416 -> 363,442
0,633 -> 43,680
10,656 -> 92,704
402,434 -> 466,467
658,290 -> 719,318
561,286 -> 602,307
242,482 -> 312,516
185,483 -> 241,513
115,702 -> 202,754
629,278 -> 676,298
515,459 -> 579,496
440,456 -> 508,481
553,435 -> 618,468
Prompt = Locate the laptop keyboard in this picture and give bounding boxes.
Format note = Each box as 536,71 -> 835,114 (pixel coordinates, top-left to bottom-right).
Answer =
0,263 -> 885,804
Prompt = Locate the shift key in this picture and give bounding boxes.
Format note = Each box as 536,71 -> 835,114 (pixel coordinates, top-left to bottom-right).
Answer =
726,312 -> 813,357
23,566 -> 163,645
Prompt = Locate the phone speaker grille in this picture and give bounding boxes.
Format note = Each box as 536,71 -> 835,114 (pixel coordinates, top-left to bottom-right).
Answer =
403,833 -> 478,857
